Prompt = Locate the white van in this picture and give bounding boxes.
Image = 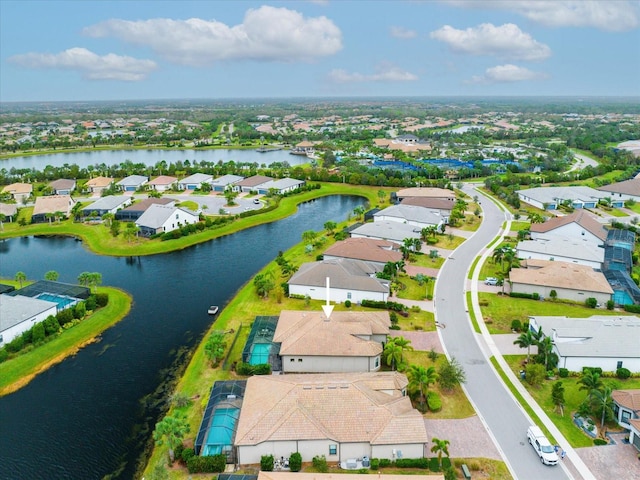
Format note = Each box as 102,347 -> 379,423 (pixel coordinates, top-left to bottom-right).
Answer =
527,425 -> 559,465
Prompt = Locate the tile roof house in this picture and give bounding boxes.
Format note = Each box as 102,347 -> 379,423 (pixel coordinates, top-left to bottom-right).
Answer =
394,187 -> 455,202
253,177 -> 305,195
31,195 -> 76,223
147,175 -> 178,192
1,182 -> 32,202
288,258 -> 389,303
349,220 -> 422,244
528,315 -> 640,373
273,310 -> 390,373
517,186 -> 620,210
374,204 -> 444,230
400,197 -> 455,218
82,195 -> 132,218
234,175 -> 273,193
116,175 -> 148,192
510,260 -> 613,304
84,176 -> 114,194
234,372 -> 429,465
135,204 -> 199,237
612,389 -> 640,438
323,238 -> 402,266
516,235 -> 605,270
597,178 -> 640,203
48,179 -> 76,195
210,174 -> 244,192
529,210 -> 608,245
177,173 -> 213,191
115,197 -> 175,221
0,203 -> 18,221
0,295 -> 57,346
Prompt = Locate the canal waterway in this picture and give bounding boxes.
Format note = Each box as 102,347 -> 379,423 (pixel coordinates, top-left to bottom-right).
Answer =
0,148 -> 306,171
0,195 -> 363,480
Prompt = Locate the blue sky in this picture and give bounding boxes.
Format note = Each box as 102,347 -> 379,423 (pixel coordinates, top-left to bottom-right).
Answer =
1,0 -> 639,102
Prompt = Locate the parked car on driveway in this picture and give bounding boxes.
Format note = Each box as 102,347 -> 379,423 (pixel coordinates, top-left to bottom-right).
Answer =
484,277 -> 498,286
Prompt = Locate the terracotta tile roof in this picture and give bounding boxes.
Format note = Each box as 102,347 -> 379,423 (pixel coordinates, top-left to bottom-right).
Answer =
148,175 -> 177,185
396,187 -> 455,200
510,261 -> 613,294
612,389 -> 640,413
274,310 -> 389,357
323,238 -> 402,264
234,372 -> 427,446
530,210 -> 607,241
400,197 -> 455,210
85,176 -> 114,187
33,195 -> 75,215
236,175 -> 273,187
597,178 -> 640,197
2,182 -> 32,194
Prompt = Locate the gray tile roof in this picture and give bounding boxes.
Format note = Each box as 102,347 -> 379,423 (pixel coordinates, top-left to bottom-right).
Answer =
530,315 -> 640,358
517,186 -> 610,205
179,173 -> 212,185
510,261 -> 613,294
597,178 -> 640,197
135,204 -> 198,229
210,174 -> 244,186
530,210 -> 608,242
236,175 -> 273,187
0,295 -> 57,333
516,235 -> 604,264
83,195 -> 130,211
375,204 -> 443,225
323,238 -> 402,264
350,220 -> 422,243
289,258 -> 388,293
116,175 -> 148,187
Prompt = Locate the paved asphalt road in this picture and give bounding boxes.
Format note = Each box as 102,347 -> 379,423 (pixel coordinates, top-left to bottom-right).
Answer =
434,185 -> 571,480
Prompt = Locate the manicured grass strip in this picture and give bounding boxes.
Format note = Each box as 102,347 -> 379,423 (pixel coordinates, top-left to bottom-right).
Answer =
467,256 -> 480,280
466,291 -> 480,334
489,356 -> 556,445
0,287 -> 131,396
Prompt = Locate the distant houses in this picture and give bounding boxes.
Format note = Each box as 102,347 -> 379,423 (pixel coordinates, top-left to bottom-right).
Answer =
81,195 -> 132,218
1,182 -> 32,203
116,175 -> 148,192
517,186 -> 622,210
84,176 -> 114,195
323,238 -> 402,266
48,179 -> 76,195
135,204 -> 199,237
31,195 -> 76,223
147,175 -> 178,192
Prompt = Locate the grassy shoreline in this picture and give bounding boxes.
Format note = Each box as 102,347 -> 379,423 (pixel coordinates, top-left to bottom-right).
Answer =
0,183 -> 379,257
0,286 -> 132,396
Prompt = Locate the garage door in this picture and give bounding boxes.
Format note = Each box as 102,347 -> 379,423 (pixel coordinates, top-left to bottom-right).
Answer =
633,431 -> 640,450
125,186 -> 135,191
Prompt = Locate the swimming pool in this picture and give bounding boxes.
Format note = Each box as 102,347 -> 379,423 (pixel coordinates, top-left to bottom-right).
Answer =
249,343 -> 271,365
202,407 -> 240,456
35,293 -> 77,310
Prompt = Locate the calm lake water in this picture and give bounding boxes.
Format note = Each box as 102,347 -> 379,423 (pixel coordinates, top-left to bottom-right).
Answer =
0,195 -> 363,480
0,148 -> 305,171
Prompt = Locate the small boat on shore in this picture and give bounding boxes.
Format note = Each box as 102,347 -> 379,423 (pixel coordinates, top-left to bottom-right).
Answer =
208,306 -> 219,315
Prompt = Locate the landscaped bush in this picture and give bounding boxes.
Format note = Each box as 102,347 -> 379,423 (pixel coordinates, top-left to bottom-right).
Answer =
186,454 -> 226,473
558,368 -> 569,378
617,368 -> 631,379
442,457 -> 452,469
511,319 -> 522,332
624,304 -> 640,313
289,452 -> 302,472
85,296 -> 97,311
427,391 -> 442,412
261,454 -> 274,471
181,447 -> 195,463
509,292 -> 536,299
32,322 -> 45,344
235,362 -> 271,376
360,299 -> 407,312
344,300 -> 351,308
378,459 -> 392,468
57,308 -> 74,326
395,458 -> 429,469
594,438 -> 608,446
174,443 -> 184,463
606,300 -> 615,310
583,366 -> 603,375
312,455 -> 329,472
369,458 -> 380,470
428,457 -> 440,471
95,293 -> 109,307
585,297 -> 598,308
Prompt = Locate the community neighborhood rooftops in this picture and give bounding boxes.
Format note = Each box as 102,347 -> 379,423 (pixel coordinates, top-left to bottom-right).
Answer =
210,174 -> 244,190
289,258 -> 387,292
0,295 -> 58,345
115,197 -> 175,221
597,177 -> 640,201
349,220 -> 422,243
273,310 -> 390,358
255,177 -> 305,194
323,238 -> 402,265
233,371 -> 428,452
84,176 -> 114,191
400,197 -> 455,211
235,175 -> 273,191
395,187 -> 455,201
516,235 -> 605,269
147,175 -> 178,190
528,315 -> 640,371
517,185 -> 619,210
135,204 -> 199,236
530,210 -> 607,243
116,175 -> 148,191
32,195 -> 76,222
1,182 -> 32,199
178,173 -> 212,189
510,261 -> 613,294
48,178 -> 76,194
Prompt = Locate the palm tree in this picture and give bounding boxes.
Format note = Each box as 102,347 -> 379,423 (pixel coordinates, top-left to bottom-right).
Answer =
591,386 -> 614,429
15,271 -> 27,288
0,213 -> 5,231
44,270 -> 59,281
407,364 -> 438,409
537,336 -> 555,371
513,330 -> 536,363
383,341 -> 403,371
528,212 -> 545,224
430,437 -> 450,469
77,271 -> 91,287
578,370 -> 603,404
492,246 -> 506,270
551,380 -> 565,416
153,413 -> 190,463
392,336 -> 414,366
352,205 -> 365,220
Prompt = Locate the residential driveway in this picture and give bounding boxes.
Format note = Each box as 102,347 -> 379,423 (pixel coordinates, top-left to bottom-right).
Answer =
424,417 -> 502,460
492,333 -> 538,356
389,330 -> 443,353
576,443 -> 640,480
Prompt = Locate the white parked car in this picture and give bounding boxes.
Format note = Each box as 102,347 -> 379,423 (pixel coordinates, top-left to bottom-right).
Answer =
484,277 -> 498,286
527,425 -> 559,466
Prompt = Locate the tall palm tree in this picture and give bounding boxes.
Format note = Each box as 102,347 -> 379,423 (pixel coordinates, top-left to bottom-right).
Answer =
578,370 -> 603,404
44,270 -> 59,281
492,246 -> 506,270
391,336 -> 413,365
591,386 -> 614,429
513,330 -> 536,363
537,336 -> 555,371
384,341 -> 403,371
407,364 -> 438,409
15,271 -> 27,288
430,438 -> 450,469
152,413 -> 190,463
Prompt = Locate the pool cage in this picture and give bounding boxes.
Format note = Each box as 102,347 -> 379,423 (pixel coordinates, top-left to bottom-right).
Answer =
241,316 -> 281,371
194,380 -> 246,462
7,280 -> 91,300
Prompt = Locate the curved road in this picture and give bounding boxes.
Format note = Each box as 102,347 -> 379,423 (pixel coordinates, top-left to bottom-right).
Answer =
434,186 -> 571,480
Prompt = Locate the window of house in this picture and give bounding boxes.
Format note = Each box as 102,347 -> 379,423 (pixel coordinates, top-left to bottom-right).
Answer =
290,358 -> 295,362
375,357 -> 379,367
347,292 -> 352,299
329,445 -> 337,455
617,361 -> 623,369
298,358 -> 303,362
622,410 -> 631,423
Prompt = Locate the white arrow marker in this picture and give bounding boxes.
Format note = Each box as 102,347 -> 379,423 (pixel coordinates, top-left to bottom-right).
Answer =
322,276 -> 334,319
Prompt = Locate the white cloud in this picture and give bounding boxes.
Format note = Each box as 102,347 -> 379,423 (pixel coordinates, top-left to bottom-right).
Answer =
442,1 -> 639,32
328,64 -> 418,83
468,64 -> 549,84
430,23 -> 551,61
390,26 -> 417,39
83,6 -> 343,66
8,48 -> 156,81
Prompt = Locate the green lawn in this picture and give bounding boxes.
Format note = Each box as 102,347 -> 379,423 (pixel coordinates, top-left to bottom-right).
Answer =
627,202 -> 640,214
396,273 -> 435,303
0,286 -> 131,395
604,208 -> 629,218
508,221 -> 530,232
502,355 -> 640,448
479,293 -> 623,334
411,253 -> 445,269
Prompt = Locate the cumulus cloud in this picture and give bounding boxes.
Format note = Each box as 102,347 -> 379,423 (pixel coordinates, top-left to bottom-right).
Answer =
8,47 -> 157,81
442,0 -> 639,32
83,5 -> 343,66
390,26 -> 417,39
467,64 -> 549,84
430,23 -> 551,61
328,64 -> 418,83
